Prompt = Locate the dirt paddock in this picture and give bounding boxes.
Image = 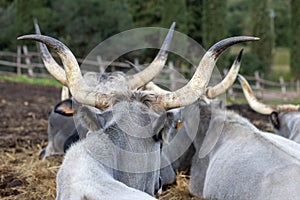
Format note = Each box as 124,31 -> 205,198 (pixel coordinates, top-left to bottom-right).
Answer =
0,79 -> 271,200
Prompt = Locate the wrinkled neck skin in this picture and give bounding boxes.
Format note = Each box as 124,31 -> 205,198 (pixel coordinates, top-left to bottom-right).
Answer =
190,106 -> 300,200
274,112 -> 300,143
189,104 -> 257,197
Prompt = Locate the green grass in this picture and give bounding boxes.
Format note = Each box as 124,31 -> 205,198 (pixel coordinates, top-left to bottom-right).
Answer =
0,74 -> 62,87
271,47 -> 290,80
230,46 -> 291,80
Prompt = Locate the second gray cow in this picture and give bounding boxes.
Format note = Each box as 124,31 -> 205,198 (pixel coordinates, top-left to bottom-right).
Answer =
238,74 -> 300,143
188,100 -> 300,200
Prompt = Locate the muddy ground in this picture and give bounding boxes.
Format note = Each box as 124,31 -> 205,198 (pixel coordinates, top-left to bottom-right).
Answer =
0,79 -> 271,200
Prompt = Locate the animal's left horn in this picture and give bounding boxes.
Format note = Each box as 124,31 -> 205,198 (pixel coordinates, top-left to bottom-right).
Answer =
126,22 -> 175,89
18,35 -> 110,110
206,49 -> 243,98
157,36 -> 259,109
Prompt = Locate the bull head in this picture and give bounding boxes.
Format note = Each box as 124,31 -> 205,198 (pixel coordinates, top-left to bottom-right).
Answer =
18,33 -> 258,111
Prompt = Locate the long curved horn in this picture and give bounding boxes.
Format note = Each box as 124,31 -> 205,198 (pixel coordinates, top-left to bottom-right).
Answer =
61,86 -> 70,100
126,60 -> 171,94
157,36 -> 259,109
238,74 -> 300,114
276,104 -> 300,112
206,49 -> 243,98
237,74 -> 275,114
126,22 -> 175,89
33,19 -> 68,86
18,35 -> 110,110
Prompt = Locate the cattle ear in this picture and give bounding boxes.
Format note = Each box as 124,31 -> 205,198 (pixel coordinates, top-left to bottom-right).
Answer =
78,106 -> 101,131
270,111 -> 280,129
198,116 -> 225,159
166,108 -> 182,129
152,113 -> 167,142
96,111 -> 113,129
54,99 -> 74,116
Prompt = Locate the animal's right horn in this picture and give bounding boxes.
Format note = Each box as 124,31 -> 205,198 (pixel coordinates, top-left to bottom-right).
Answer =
18,35 -> 110,110
33,19 -> 68,86
237,74 -> 275,114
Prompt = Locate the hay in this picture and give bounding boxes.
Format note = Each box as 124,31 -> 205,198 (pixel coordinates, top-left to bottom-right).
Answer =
158,171 -> 203,200
0,138 -> 205,199
0,138 -> 61,200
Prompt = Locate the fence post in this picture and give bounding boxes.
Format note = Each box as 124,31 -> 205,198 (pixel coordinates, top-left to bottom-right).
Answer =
17,46 -> 21,75
22,45 -> 34,77
133,58 -> 140,72
134,58 -> 139,66
279,76 -> 287,102
254,71 -> 263,99
297,80 -> 300,93
97,55 -> 105,73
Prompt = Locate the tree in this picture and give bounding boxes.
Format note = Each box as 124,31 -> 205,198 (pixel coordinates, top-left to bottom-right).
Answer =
250,0 -> 274,75
290,0 -> 300,80
270,0 -> 290,47
202,0 -> 228,71
51,0 -> 133,57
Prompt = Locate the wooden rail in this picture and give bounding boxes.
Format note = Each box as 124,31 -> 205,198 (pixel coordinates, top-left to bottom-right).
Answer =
0,45 -> 299,103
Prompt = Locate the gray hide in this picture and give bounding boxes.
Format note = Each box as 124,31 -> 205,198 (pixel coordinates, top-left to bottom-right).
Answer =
270,111 -> 300,143
39,99 -> 75,159
159,108 -> 195,187
161,107 -> 196,171
160,100 -> 222,187
57,134 -> 156,200
56,92 -> 168,199
189,103 -> 300,200
41,72 -> 126,159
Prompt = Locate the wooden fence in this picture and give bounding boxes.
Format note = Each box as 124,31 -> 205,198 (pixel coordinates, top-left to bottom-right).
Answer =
1,46 -> 300,103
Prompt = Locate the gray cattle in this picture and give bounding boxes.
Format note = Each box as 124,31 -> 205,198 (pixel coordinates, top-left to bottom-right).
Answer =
33,20 -> 175,158
18,32 -> 257,199
238,74 -> 300,143
39,98 -> 75,159
270,111 -> 300,143
188,101 -> 300,200
156,50 -> 244,184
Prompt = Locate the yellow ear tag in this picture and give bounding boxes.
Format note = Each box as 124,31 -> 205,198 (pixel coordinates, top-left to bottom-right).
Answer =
64,109 -> 74,115
176,119 -> 181,130
57,104 -> 74,115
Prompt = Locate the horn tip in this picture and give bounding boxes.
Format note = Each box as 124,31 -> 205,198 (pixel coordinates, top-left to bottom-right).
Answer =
170,22 -> 176,29
237,49 -> 244,62
17,35 -> 26,40
17,34 -> 37,40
